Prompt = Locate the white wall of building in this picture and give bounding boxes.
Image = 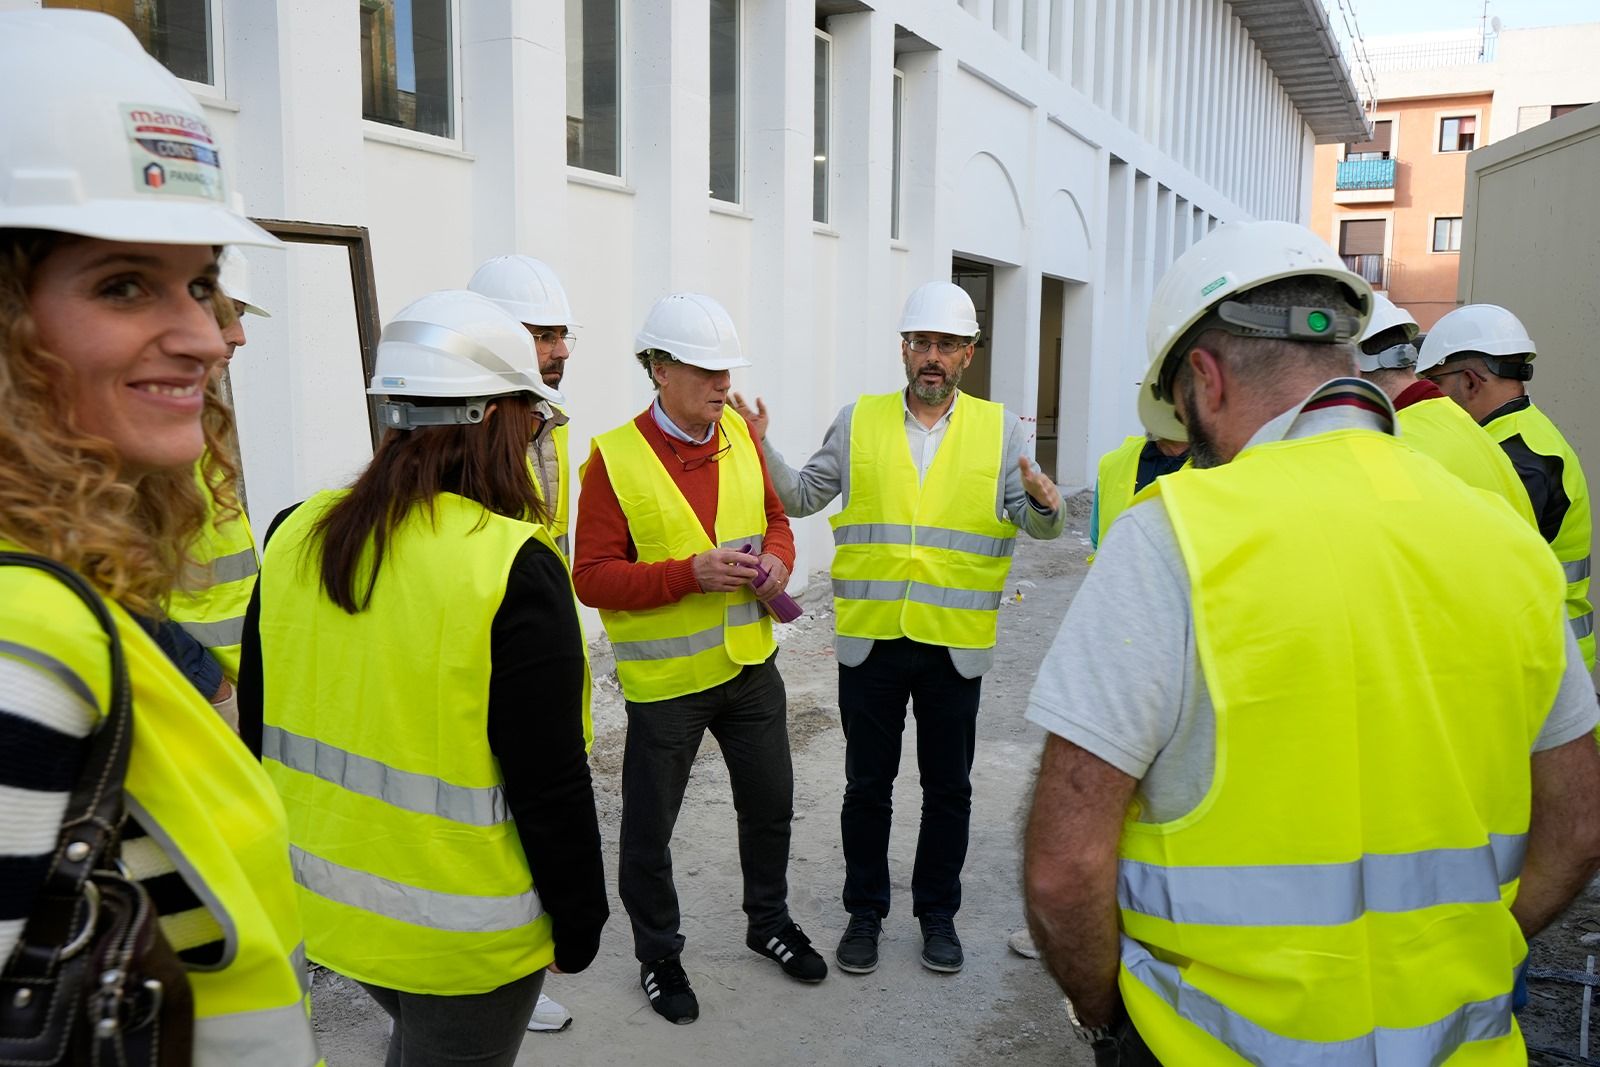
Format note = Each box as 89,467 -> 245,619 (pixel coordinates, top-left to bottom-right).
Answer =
7,0 -> 1338,590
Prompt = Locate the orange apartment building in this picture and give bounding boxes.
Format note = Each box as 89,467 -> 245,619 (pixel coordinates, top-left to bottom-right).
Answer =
1309,23 -> 1600,331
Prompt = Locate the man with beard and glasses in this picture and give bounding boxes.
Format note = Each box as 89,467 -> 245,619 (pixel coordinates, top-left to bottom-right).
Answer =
471,255 -> 580,559
1021,221 -> 1600,1066
734,280 -> 1064,978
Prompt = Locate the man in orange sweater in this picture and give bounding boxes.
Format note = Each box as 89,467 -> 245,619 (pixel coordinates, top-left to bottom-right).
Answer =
574,293 -> 826,1025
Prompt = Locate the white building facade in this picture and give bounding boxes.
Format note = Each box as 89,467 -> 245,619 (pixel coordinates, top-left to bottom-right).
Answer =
16,0 -> 1365,584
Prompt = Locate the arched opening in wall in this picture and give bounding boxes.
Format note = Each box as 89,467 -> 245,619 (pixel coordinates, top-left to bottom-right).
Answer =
951,256 -> 994,400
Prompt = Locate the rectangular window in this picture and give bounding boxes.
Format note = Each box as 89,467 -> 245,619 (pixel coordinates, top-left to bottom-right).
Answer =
709,0 -> 741,203
1346,119 -> 1392,162
566,0 -> 620,175
1438,114 -> 1476,152
360,0 -> 454,139
813,32 -> 830,224
46,0 -> 214,85
891,69 -> 904,240
1338,218 -> 1386,286
1433,216 -> 1463,252
1551,103 -> 1591,119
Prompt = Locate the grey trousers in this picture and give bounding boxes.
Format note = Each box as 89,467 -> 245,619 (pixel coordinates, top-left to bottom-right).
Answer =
359,969 -> 546,1067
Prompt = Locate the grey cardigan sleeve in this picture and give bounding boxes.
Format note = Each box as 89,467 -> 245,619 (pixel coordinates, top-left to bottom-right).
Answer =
762,404 -> 854,518
1001,414 -> 1066,540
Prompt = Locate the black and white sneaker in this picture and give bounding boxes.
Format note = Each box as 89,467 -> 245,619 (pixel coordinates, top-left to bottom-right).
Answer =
748,920 -> 828,983
640,956 -> 699,1024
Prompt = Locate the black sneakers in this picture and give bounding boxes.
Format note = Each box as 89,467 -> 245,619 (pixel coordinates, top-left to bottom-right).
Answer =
835,911 -> 882,974
640,956 -> 699,1024
749,920 -> 828,983
919,914 -> 964,973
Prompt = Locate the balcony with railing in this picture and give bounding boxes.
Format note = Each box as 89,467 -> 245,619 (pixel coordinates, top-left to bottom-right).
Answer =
1333,157 -> 1396,203
1342,254 -> 1390,290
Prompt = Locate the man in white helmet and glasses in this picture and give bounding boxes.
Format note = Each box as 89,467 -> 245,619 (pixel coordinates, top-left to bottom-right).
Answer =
1419,304 -> 1594,672
469,255 -> 579,558
1351,293 -> 1535,527
1020,220 -> 1600,1066
736,280 -> 1064,978
573,293 -> 825,1025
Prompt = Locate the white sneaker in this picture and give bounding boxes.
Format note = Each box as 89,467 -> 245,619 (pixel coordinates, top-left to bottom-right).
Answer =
526,991 -> 573,1033
1007,928 -> 1041,960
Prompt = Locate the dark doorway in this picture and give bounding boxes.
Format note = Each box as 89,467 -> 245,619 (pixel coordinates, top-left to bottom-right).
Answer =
951,256 -> 993,399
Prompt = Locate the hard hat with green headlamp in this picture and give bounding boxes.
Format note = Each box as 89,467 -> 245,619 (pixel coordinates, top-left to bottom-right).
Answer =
1136,221 -> 1374,440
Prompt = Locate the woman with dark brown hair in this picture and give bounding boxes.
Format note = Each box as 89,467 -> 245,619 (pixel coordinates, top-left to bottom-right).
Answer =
0,10 -> 320,1065
238,290 -> 606,1067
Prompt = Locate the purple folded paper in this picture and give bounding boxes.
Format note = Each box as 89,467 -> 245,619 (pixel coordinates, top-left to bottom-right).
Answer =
739,543 -> 804,623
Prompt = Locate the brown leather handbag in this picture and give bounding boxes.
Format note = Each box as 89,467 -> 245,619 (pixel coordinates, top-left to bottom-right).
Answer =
0,553 -> 193,1066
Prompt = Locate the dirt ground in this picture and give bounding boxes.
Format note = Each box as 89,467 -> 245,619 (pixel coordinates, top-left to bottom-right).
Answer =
310,490 -> 1600,1066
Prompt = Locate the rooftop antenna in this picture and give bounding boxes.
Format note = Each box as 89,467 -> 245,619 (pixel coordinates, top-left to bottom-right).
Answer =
1479,0 -> 1490,59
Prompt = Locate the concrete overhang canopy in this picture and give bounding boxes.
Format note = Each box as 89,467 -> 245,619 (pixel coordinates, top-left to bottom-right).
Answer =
1228,0 -> 1371,144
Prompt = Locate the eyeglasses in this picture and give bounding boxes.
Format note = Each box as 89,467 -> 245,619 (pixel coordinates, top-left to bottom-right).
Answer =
663,424 -> 731,471
531,329 -> 577,354
905,336 -> 972,355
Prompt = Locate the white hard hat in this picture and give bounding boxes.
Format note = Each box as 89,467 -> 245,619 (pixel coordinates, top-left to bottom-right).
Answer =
0,11 -> 277,249
467,255 -> 579,328
218,247 -> 271,318
635,293 -> 750,371
1416,304 -> 1537,376
1137,220 -> 1373,440
899,281 -> 980,338
369,290 -> 564,431
1355,293 -> 1418,372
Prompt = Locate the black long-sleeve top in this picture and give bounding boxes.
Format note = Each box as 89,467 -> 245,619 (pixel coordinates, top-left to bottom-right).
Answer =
237,505 -> 608,975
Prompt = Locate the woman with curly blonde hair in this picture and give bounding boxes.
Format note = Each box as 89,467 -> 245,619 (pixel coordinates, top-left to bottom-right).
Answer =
0,10 -> 319,1065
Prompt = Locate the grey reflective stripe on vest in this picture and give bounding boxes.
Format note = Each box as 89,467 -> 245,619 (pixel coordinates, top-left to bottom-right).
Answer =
290,940 -> 310,996
263,725 -> 509,827
291,846 -> 542,933
832,578 -> 1003,612
1574,613 -> 1595,641
1120,936 -> 1513,1063
179,615 -> 246,649
1564,557 -> 1591,582
208,546 -> 260,584
612,623 -> 725,663
193,999 -> 320,1067
0,639 -> 95,709
833,522 -> 1015,558
727,600 -> 765,627
720,534 -> 764,555
1119,834 -> 1526,927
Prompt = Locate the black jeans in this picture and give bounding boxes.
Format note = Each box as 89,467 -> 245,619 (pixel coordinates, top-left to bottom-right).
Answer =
359,969 -> 545,1067
619,654 -> 794,962
839,637 -> 981,919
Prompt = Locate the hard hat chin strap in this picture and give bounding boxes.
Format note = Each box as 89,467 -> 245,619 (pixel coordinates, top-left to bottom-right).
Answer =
377,399 -> 489,431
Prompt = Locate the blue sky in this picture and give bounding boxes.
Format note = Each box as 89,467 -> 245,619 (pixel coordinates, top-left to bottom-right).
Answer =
1354,0 -> 1600,37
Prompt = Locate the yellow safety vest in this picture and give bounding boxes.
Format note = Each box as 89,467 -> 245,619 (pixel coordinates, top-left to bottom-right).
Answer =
1398,396 -> 1538,529
1118,430 -> 1567,1065
1485,401 -> 1594,671
529,416 -> 570,554
589,408 -> 774,703
258,492 -> 591,995
0,544 -> 319,1067
830,392 -> 1017,649
167,460 -> 258,681
1093,435 -> 1147,552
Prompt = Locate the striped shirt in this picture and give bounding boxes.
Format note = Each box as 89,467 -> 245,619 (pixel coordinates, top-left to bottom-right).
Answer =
0,643 -> 224,967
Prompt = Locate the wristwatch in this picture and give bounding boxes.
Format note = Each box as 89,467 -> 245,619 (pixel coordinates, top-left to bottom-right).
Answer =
1065,997 -> 1119,1045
